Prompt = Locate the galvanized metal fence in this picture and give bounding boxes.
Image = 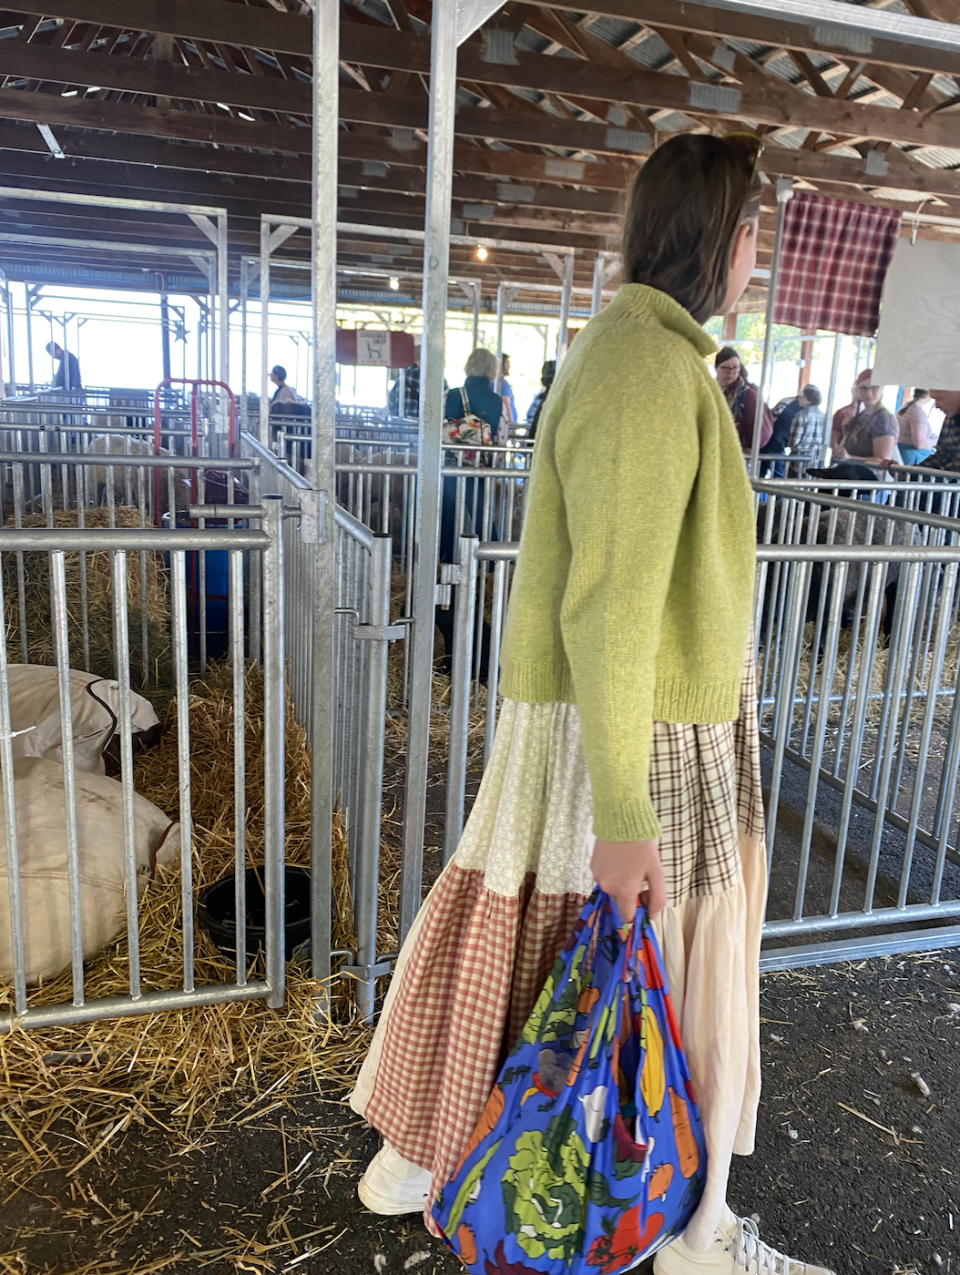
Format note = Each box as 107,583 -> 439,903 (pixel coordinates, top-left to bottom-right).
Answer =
0,504 -> 286,1032
435,479 -> 960,968
242,430 -> 399,1020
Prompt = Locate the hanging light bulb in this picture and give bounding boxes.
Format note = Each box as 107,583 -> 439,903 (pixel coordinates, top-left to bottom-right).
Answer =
476,245 -> 488,261
389,276 -> 400,291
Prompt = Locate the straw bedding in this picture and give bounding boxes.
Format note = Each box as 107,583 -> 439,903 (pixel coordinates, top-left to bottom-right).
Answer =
1,506 -> 170,686
0,665 -> 383,1200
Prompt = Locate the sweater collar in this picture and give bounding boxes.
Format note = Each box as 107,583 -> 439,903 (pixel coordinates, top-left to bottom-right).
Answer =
607,284 -> 717,358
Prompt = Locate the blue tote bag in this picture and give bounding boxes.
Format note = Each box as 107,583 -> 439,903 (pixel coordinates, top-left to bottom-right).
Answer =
432,890 -> 707,1274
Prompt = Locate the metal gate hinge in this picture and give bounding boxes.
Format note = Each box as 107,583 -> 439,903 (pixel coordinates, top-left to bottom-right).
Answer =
291,490 -> 327,544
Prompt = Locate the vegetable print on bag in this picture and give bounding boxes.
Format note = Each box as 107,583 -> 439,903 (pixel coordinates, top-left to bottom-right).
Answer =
432,890 -> 707,1274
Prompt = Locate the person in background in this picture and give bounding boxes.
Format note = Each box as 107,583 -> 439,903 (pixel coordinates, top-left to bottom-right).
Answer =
498,352 -> 517,425
920,390 -> 960,472
787,384 -> 826,460
444,348 -> 505,448
524,359 -> 556,440
834,370 -> 899,466
45,342 -> 82,393
433,348 -> 504,678
897,388 -> 938,466
759,388 -> 800,477
269,365 -> 299,406
388,346 -> 421,418
830,368 -> 871,452
714,346 -> 773,453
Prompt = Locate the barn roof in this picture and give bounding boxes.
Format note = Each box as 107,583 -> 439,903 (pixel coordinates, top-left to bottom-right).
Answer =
2,0 -> 960,309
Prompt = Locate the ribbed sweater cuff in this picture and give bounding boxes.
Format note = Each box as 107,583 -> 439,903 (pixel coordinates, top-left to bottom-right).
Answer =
652,676 -> 742,725
499,660 -> 575,704
592,795 -> 662,843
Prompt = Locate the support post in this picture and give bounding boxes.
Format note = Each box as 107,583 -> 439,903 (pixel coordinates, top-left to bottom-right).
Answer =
444,535 -> 478,863
24,283 -> 35,393
590,250 -> 618,317
557,252 -> 575,362
159,291 -> 172,383
217,212 -> 229,387
750,188 -> 792,478
496,281 -> 507,369
798,337 -> 813,396
261,496 -> 286,1011
1,277 -> 15,395
310,0 -> 339,999
260,220 -> 271,446
351,535 -> 393,1022
471,284 -> 480,348
824,332 -> 844,462
400,0 -> 458,944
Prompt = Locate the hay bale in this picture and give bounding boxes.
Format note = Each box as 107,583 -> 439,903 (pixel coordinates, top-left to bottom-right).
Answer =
2,506 -> 170,685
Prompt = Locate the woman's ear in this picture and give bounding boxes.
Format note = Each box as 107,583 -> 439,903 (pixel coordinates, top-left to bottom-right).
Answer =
721,217 -> 760,315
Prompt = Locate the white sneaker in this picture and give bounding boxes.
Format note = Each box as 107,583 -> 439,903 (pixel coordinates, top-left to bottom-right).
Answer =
357,1143 -> 431,1216
653,1213 -> 836,1275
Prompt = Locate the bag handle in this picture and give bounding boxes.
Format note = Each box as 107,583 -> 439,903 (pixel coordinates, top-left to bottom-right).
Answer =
460,386 -> 471,417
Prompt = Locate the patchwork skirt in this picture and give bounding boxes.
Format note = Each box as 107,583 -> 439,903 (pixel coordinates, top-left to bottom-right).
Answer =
351,642 -> 767,1251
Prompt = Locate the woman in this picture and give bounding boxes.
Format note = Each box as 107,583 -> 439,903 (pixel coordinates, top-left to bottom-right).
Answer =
445,347 -> 505,448
714,345 -> 773,452
352,134 -> 833,1275
435,349 -> 503,678
829,368 -> 870,452
835,370 -> 899,466
897,388 -> 938,466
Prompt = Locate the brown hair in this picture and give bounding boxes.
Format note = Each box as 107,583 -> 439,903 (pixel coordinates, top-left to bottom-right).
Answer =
715,346 -> 742,370
621,134 -> 762,323
801,384 -> 823,407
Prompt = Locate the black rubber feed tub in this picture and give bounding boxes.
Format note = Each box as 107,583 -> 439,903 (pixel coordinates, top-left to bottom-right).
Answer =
199,866 -> 311,960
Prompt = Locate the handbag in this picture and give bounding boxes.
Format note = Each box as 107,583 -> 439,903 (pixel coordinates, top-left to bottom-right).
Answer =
431,890 -> 707,1274
443,387 -> 492,464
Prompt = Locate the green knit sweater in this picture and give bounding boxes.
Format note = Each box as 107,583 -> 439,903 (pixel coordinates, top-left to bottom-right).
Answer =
498,284 -> 755,842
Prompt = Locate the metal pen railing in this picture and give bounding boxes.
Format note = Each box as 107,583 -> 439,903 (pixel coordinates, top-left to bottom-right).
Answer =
241,430 -> 398,1020
0,507 -> 286,1032
437,485 -> 960,967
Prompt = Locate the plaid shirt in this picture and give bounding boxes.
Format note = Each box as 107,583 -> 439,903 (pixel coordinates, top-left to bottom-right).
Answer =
773,192 -> 901,337
921,413 -> 960,472
788,405 -> 825,457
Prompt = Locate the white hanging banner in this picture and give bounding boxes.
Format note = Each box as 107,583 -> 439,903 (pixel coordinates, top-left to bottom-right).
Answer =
873,238 -> 960,390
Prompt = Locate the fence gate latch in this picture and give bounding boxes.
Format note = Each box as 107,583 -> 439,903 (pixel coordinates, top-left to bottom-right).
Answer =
354,622 -> 406,641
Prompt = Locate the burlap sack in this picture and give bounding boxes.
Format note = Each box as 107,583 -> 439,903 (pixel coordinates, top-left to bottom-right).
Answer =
6,664 -> 160,774
0,757 -> 179,985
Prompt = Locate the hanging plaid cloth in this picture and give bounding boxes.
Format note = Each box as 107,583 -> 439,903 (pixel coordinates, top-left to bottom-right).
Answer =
772,191 -> 901,337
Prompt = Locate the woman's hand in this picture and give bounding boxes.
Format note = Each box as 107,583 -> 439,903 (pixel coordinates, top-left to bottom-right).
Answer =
590,838 -> 666,923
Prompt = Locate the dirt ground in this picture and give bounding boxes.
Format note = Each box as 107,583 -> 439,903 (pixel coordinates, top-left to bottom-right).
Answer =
2,949 -> 958,1275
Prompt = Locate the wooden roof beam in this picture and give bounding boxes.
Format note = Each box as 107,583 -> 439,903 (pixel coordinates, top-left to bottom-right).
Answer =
520,0 -> 960,78
341,24 -> 960,150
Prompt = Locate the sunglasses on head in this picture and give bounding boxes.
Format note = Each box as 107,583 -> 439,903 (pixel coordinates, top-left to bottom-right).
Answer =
723,131 -> 764,176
